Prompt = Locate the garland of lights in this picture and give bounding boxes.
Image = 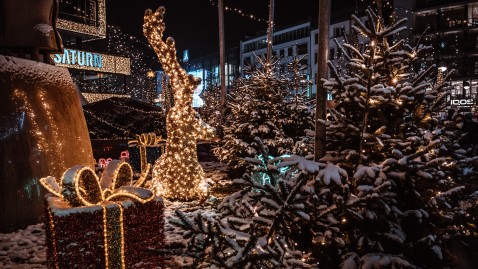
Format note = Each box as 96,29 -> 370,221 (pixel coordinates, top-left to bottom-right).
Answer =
108,98 -> 163,115
144,6 -> 215,201
40,161 -> 152,269
57,0 -> 106,38
83,109 -> 129,133
106,25 -> 156,100
207,0 -> 266,22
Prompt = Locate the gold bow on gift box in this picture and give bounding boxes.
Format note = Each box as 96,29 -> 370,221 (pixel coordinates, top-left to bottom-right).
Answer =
128,132 -> 166,172
40,161 -> 153,269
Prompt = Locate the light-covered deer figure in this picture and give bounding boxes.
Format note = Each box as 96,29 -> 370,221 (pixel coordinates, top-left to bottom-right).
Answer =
143,6 -> 214,200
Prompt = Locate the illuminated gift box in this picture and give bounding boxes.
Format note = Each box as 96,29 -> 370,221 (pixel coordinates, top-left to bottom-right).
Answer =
128,133 -> 166,173
41,161 -> 164,269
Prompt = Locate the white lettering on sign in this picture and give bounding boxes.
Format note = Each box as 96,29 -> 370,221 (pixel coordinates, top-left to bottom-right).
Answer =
53,49 -> 103,68
450,99 -> 474,106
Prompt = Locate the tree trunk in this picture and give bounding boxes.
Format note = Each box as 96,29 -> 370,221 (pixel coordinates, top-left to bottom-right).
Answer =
314,0 -> 330,161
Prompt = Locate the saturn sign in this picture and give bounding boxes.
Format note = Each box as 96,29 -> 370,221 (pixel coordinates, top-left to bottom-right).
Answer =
53,49 -> 102,68
51,48 -> 131,75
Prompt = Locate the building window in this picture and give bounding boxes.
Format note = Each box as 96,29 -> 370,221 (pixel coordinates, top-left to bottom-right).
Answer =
333,26 -> 345,37
297,43 -> 308,55
287,47 -> 293,57
472,5 -> 478,26
280,49 -> 285,58
330,48 -> 335,60
59,0 -> 99,26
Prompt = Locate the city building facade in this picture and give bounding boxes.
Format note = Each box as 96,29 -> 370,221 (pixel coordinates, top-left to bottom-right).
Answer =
54,0 -> 132,103
182,47 -> 241,107
412,0 -> 478,110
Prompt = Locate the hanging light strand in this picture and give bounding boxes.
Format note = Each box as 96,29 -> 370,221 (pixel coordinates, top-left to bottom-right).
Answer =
207,0 -> 266,23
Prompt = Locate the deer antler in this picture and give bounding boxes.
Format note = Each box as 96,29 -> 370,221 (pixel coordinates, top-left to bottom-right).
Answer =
143,7 -> 199,94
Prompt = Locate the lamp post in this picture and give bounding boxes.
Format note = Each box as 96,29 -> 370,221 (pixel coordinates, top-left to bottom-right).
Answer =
463,80 -> 470,98
437,61 -> 447,85
218,0 -> 226,108
266,0 -> 275,71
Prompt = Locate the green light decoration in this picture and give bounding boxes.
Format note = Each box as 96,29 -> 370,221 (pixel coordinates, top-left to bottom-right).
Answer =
23,178 -> 41,200
251,154 -> 292,186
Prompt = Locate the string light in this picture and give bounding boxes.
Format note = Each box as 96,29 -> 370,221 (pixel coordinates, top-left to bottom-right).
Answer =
41,161 -> 154,269
128,133 -> 166,173
11,89 -> 67,178
83,109 -> 129,134
81,93 -> 131,103
144,7 -> 215,200
207,0 -> 266,22
105,25 -> 157,101
108,98 -> 163,115
57,0 -> 106,38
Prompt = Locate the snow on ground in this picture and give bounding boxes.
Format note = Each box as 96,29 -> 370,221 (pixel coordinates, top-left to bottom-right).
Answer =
0,224 -> 46,269
0,162 -> 232,269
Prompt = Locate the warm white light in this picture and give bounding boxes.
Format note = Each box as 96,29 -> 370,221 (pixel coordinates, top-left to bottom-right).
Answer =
144,7 -> 214,200
438,66 -> 447,72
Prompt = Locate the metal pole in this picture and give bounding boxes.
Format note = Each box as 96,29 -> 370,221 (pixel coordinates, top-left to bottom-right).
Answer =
266,0 -> 275,68
218,0 -> 226,107
314,0 -> 330,161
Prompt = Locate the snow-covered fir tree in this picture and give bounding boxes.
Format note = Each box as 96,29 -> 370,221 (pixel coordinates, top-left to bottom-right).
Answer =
285,56 -> 316,156
214,56 -> 314,177
171,8 -> 477,269
199,85 -> 223,132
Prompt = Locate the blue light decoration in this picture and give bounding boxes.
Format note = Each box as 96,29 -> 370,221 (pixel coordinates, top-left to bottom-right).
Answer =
183,50 -> 189,63
251,154 -> 292,186
23,178 -> 41,200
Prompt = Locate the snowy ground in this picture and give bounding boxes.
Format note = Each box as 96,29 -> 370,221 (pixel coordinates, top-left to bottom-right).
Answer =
0,162 -> 232,269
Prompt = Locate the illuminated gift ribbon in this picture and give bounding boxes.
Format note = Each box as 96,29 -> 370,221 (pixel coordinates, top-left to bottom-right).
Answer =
40,161 -> 152,269
128,133 -> 166,172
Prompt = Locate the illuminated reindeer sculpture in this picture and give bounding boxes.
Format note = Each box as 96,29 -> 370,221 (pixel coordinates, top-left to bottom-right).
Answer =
143,7 -> 214,200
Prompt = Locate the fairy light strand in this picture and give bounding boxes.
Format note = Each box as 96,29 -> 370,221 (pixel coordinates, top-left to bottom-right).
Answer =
144,6 -> 215,200
207,0 -> 266,22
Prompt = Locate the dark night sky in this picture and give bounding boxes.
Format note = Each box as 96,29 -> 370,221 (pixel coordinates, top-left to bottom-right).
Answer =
106,0 -> 363,59
107,0 -> 355,58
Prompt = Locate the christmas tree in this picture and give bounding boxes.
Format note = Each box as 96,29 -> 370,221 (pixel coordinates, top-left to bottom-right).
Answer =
214,56 -> 314,177
171,8 -> 477,268
199,85 -> 223,132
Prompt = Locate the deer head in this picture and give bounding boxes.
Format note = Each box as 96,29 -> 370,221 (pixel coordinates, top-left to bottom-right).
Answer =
143,7 -> 200,107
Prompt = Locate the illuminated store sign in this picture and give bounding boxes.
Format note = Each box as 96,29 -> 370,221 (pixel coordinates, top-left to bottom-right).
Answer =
52,49 -> 131,75
53,49 -> 103,68
450,99 -> 474,106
